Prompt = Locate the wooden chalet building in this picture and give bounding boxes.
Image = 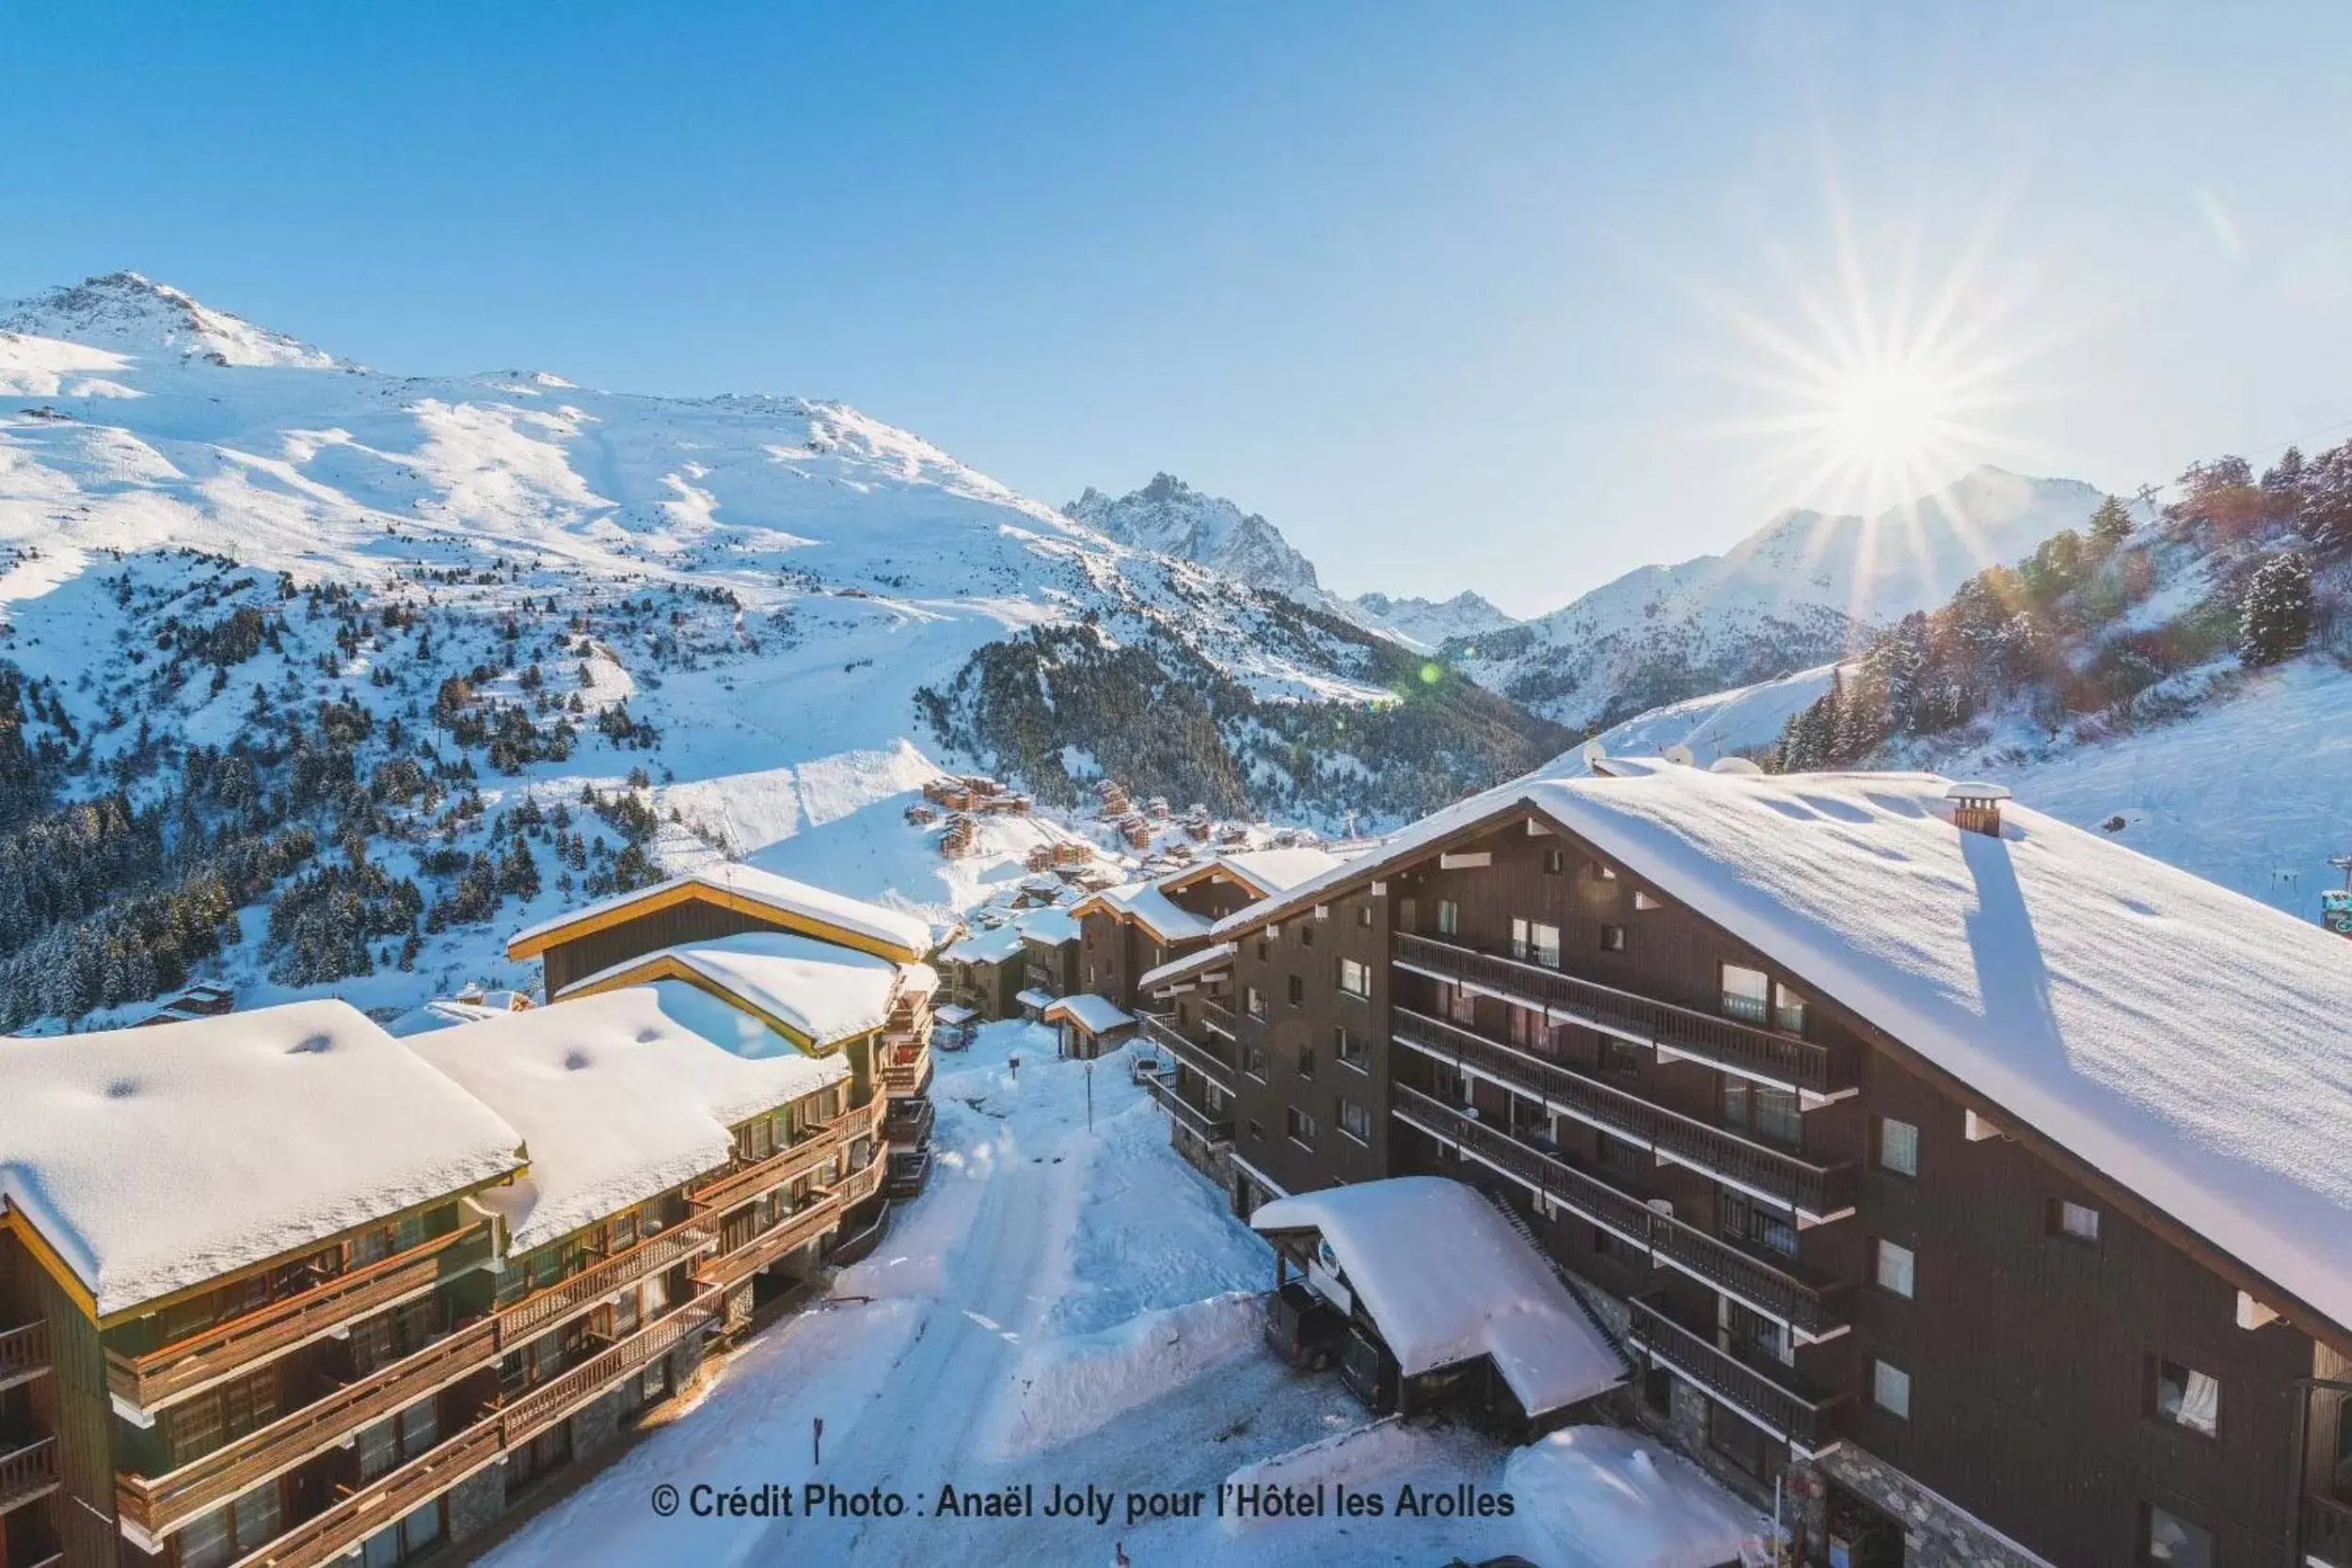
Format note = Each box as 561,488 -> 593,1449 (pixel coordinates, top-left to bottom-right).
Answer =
1136,757 -> 2352,1568
508,864 -> 939,1203
1071,848 -> 1343,1014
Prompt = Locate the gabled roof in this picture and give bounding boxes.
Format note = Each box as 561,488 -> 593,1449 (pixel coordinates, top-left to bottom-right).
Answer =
1070,880 -> 1214,944
1252,1176 -> 1621,1416
1042,993 -> 1136,1036
507,863 -> 934,964
409,986 -> 848,1252
1231,755 -> 2352,1340
941,924 -> 1028,965
1136,942 -> 1235,996
556,930 -> 914,1051
0,1001 -> 524,1320
1158,846 -> 1346,900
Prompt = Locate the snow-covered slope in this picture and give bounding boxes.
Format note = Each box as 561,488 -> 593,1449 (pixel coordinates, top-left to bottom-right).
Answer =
1458,467 -> 2107,733
1063,473 -> 1322,599
1351,589 -> 1518,651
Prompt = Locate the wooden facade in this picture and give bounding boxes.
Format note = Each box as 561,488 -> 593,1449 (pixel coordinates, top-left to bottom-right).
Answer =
1136,799 -> 2352,1568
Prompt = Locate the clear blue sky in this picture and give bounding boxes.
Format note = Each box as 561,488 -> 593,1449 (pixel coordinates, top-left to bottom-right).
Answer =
10,2 -> 2352,614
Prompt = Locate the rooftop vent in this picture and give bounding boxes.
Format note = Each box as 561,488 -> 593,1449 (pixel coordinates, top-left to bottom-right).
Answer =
1944,782 -> 2012,837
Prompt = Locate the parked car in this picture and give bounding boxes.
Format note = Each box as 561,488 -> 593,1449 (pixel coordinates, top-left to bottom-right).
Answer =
1128,1047 -> 1169,1083
1263,1281 -> 1351,1372
1340,1322 -> 1402,1411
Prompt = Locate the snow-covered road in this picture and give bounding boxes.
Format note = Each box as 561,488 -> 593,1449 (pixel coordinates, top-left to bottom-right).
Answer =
476,1022 -> 1557,1567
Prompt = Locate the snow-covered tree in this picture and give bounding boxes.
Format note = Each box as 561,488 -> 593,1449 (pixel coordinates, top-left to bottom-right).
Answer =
2239,551 -> 2314,667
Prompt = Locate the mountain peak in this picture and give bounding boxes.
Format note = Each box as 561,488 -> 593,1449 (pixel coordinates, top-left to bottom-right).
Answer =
1,271 -> 344,370
1064,473 -> 1321,594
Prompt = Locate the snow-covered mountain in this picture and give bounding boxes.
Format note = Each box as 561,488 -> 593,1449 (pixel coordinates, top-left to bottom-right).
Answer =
1454,467 -> 2109,733
0,272 -> 1561,1028
1063,473 -> 1323,599
1351,590 -> 1518,651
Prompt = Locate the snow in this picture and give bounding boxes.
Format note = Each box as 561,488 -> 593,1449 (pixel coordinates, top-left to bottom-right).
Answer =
1041,993 -> 1136,1036
1250,1176 -> 1623,1417
1014,988 -> 1057,1011
986,1291 -> 1263,1457
1214,846 -> 1349,895
408,987 -> 847,1253
1073,881 -> 1213,943
1503,1427 -> 1769,1568
512,863 -> 935,962
943,924 -> 1030,965
1558,663 -> 1844,775
557,930 -> 914,1052
0,1000 -> 523,1316
385,998 -> 512,1037
1015,905 -> 1080,947
1136,942 -> 1235,995
1514,759 -> 2352,1334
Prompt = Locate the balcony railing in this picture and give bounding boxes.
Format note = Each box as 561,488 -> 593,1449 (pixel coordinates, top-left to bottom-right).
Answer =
687,1110 -> 861,1215
2307,1493 -> 2352,1568
116,1318 -> 501,1541
1394,932 -> 1846,1096
0,1321 -> 48,1393
1391,1008 -> 1855,1220
1627,1295 -> 1841,1450
1391,1084 -> 1848,1338
693,1195 -> 847,1293
880,1040 -> 931,1095
497,1216 -> 718,1342
884,1098 -> 936,1149
501,1295 -> 718,1449
1144,1072 -> 1233,1146
1197,998 -> 1237,1038
838,1157 -> 885,1207
0,1433 -> 57,1513
107,1223 -> 492,1413
1139,1014 -> 1236,1094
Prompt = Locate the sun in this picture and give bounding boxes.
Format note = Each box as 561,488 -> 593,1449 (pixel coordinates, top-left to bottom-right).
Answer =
1822,362 -> 1953,473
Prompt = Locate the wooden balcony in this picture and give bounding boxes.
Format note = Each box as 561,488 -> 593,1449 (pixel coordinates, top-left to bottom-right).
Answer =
1627,1294 -> 1842,1450
1197,997 -> 1237,1038
2307,1493 -> 2352,1568
1392,1008 -> 1856,1220
497,1216 -> 717,1342
107,1223 -> 492,1414
0,1433 -> 57,1514
879,1038 -> 931,1097
501,1295 -> 717,1449
882,996 -> 931,1046
687,1113 -> 859,1216
0,1321 -> 48,1394
1393,932 -> 1849,1096
227,1414 -> 503,1568
692,1195 -> 846,1293
884,1097 -> 935,1149
838,1157 -> 885,1207
1391,1083 -> 1849,1338
1144,1072 -> 1232,1146
116,1319 -> 501,1541
1139,1014 -> 1235,1095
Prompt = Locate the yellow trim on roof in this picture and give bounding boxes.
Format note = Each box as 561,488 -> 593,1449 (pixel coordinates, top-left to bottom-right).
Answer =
507,881 -> 921,966
1,1206 -> 99,1323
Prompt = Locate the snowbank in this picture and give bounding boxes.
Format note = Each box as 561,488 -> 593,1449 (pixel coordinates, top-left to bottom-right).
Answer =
0,1000 -> 523,1316
1251,1177 -> 1621,1416
992,1291 -> 1262,1457
1506,1426 -> 1768,1568
1215,1418 -> 1429,1535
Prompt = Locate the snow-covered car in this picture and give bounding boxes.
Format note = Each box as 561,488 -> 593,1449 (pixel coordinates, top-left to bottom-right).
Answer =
1128,1049 -> 1169,1083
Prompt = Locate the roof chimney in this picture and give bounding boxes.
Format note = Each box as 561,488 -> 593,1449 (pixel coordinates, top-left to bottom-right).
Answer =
1944,782 -> 2012,837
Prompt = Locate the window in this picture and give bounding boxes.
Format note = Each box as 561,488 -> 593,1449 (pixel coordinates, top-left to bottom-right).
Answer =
1398,895 -> 1418,931
2153,1358 -> 2220,1437
1245,985 -> 1265,1019
1296,1043 -> 1316,1078
1595,863 -> 1619,881
1719,1186 -> 1798,1259
1721,964 -> 1771,1023
1875,1239 -> 1916,1299
1298,923 -> 1314,947
1245,1044 -> 1269,1080
1598,923 -> 1626,952
1337,958 -> 1371,998
1724,1080 -> 1803,1145
1872,1358 -> 1911,1419
1355,903 -> 1374,928
1287,974 -> 1305,1006
1254,939 -> 1269,962
2054,1198 -> 2102,1244
1339,1098 -> 1372,1142
1335,1025 -> 1365,1069
1510,919 -> 1561,968
1543,847 -> 1565,874
1597,1132 -> 1644,1177
1246,1118 -> 1264,1142
1722,1298 -> 1790,1366
1772,982 -> 1806,1034
1286,1106 -> 1316,1148
2140,1503 -> 2215,1566
1436,899 -> 1459,936
1600,1037 -> 1644,1078
1442,983 -> 1476,1024
1878,1117 -> 1919,1178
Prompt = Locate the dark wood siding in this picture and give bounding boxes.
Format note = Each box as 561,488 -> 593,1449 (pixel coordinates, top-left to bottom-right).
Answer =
542,900 -> 818,997
2,1233 -> 117,1568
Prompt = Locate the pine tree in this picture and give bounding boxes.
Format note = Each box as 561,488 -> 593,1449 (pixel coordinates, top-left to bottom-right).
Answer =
2239,551 -> 2314,667
2087,495 -> 2134,552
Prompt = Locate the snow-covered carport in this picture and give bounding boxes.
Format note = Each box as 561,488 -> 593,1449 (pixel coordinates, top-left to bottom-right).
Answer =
1250,1175 -> 1624,1433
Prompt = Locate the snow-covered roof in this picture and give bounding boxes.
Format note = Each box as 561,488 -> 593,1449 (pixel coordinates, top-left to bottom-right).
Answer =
1214,846 -> 1347,895
1073,880 -> 1214,943
942,924 -> 1028,965
556,930 -> 913,1050
1042,993 -> 1136,1036
933,1004 -> 977,1026
1015,988 -> 1057,1010
1241,754 -> 2352,1337
1018,906 -> 1081,947
385,998 -> 511,1037
508,863 -> 933,963
1252,1177 -> 1621,1416
0,1001 -> 524,1318
410,986 -> 847,1252
1136,942 -> 1235,995
1504,1427 -> 1765,1568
